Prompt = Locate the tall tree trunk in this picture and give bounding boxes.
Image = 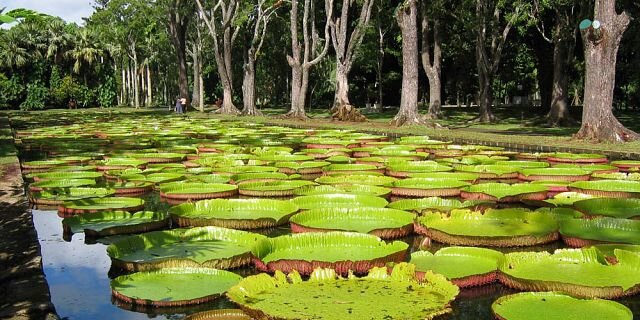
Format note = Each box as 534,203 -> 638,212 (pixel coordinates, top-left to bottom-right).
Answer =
133,57 -> 140,108
376,17 -> 384,109
167,0 -> 191,109
120,63 -> 126,106
575,0 -> 639,142
477,72 -> 493,122
421,10 -> 442,120
529,35 -> 554,113
146,65 -> 152,106
392,0 -> 423,126
548,35 -> 574,126
191,41 -> 201,111
242,59 -> 260,115
334,65 -> 350,107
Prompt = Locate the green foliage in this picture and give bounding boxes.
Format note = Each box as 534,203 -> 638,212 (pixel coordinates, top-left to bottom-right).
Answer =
0,73 -> 24,108
97,75 -> 117,108
20,80 -> 48,110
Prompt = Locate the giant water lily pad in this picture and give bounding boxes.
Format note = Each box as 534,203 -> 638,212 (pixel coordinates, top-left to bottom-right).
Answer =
499,247 -> 640,298
387,197 -> 491,213
415,209 -> 559,247
519,168 -> 591,182
560,217 -> 640,247
30,187 -> 115,205
111,268 -> 242,307
29,179 -> 97,192
573,198 -> 640,219
391,178 -> 470,197
252,232 -> 408,275
58,197 -> 145,217
409,247 -> 504,287
62,211 -> 168,237
491,292 -> 633,320
107,227 -> 266,271
169,199 -> 299,229
291,193 -> 388,210
159,182 -> 238,200
461,183 -> 548,202
293,184 -> 391,197
184,309 -> 250,320
386,161 -> 453,177
314,174 -> 396,186
238,180 -> 316,197
289,207 -> 415,239
226,263 -> 459,320
568,180 -> 640,198
28,171 -> 103,181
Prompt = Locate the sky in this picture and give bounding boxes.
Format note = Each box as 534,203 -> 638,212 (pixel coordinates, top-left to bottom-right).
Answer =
3,0 -> 96,25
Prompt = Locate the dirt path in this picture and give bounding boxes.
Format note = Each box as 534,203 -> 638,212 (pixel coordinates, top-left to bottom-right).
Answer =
0,128 -> 57,319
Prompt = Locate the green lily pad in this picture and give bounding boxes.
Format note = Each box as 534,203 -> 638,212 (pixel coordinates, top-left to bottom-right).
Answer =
574,198 -> 640,219
30,179 -> 97,190
387,197 -> 490,212
289,207 -> 414,238
183,309 -> 251,320
410,247 -> 504,285
560,217 -> 640,245
492,292 -> 633,320
159,182 -> 238,199
111,268 -> 242,307
293,184 -> 391,197
569,180 -> 640,197
252,232 -> 408,274
59,197 -> 145,215
291,194 -> 388,210
462,183 -> 548,201
499,247 -> 640,298
544,192 -> 596,207
28,171 -> 103,181
169,199 -> 299,229
31,187 -> 115,204
415,209 -> 559,247
314,174 -> 396,186
62,211 -> 168,236
406,171 -> 480,181
226,263 -> 458,320
107,227 -> 266,271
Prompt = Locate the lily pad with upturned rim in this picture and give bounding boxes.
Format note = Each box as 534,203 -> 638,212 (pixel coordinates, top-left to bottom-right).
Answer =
498,247 -> 640,298
111,267 -> 242,307
169,199 -> 299,229
409,247 -> 504,287
293,184 -> 391,197
252,232 -> 408,275
237,180 -> 316,197
560,217 -> 640,247
183,309 -> 251,320
461,183 -> 549,202
415,209 -> 559,247
573,198 -> 640,219
391,178 -> 470,197
62,211 -> 168,237
58,197 -> 145,217
226,263 -> 458,320
314,174 -> 396,186
387,197 -> 492,213
291,193 -> 388,210
107,227 -> 266,271
29,179 -> 97,192
491,292 -> 633,320
568,180 -> 640,198
30,187 -> 115,205
159,182 -> 238,200
289,207 -> 415,239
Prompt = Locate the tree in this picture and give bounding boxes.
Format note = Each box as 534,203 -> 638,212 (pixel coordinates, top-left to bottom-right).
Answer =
240,1 -> 279,116
420,1 -> 444,119
196,0 -> 242,115
166,0 -> 194,109
329,0 -> 374,121
392,0 -> 423,126
575,0 -> 639,142
284,0 -> 334,119
473,0 -> 523,123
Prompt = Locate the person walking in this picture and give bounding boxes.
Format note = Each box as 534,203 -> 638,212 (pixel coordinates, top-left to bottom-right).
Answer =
175,97 -> 183,114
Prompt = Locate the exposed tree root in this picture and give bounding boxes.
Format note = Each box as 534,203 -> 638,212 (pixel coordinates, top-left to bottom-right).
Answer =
390,113 -> 443,128
242,108 -> 264,116
331,104 -> 367,122
574,121 -> 640,143
215,104 -> 241,115
281,109 -> 309,120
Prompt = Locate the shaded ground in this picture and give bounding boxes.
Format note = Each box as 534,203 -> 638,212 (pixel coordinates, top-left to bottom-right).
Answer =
0,115 -> 57,320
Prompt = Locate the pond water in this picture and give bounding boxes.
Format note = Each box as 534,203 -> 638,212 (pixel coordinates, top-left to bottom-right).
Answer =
16,113 -> 640,319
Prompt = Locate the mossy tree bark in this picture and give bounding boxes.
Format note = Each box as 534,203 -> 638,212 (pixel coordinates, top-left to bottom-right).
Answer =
576,0 -> 640,142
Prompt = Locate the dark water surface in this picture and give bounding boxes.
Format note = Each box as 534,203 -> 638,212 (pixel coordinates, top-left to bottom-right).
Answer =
33,203 -> 640,320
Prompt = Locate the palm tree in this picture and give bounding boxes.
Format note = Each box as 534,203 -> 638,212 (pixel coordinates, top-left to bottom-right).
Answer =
0,30 -> 30,72
67,28 -> 103,84
46,18 -> 71,63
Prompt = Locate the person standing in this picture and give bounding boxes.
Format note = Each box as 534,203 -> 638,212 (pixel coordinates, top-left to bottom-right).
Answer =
175,97 -> 183,114
180,97 -> 188,113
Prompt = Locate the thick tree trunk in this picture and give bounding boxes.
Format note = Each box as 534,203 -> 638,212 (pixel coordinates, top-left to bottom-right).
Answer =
477,72 -> 495,122
530,37 -> 553,112
191,42 -> 201,111
242,59 -> 262,116
392,0 -> 424,126
576,1 -> 639,142
167,0 -> 191,109
335,65 -> 350,107
548,37 -> 574,126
